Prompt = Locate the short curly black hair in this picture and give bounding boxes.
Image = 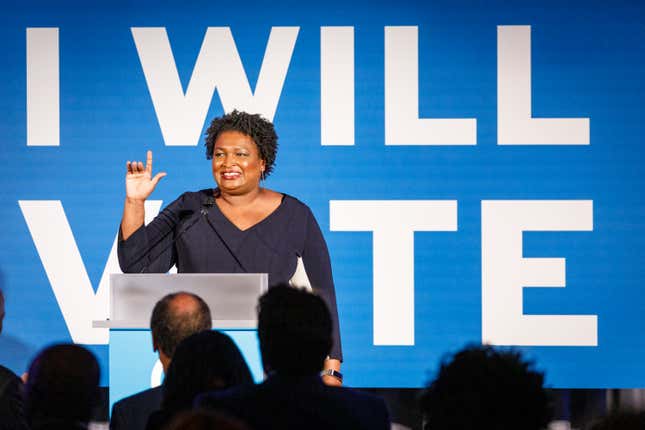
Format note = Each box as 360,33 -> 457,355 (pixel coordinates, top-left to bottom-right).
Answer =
204,110 -> 278,178
420,345 -> 551,430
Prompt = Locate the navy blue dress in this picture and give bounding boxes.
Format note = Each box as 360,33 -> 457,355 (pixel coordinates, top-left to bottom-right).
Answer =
117,189 -> 342,360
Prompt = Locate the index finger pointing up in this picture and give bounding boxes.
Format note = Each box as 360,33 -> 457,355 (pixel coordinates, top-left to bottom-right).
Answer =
146,150 -> 153,174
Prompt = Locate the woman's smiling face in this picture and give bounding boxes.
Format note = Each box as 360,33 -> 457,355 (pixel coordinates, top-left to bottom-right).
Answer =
212,130 -> 265,195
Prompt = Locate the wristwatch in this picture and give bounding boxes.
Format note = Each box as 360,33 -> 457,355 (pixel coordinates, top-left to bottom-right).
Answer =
320,369 -> 343,382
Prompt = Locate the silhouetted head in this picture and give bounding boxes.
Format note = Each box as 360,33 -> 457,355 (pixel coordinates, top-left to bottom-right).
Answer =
257,285 -> 332,376
161,330 -> 253,413
150,292 -> 212,360
25,344 -> 99,428
420,345 -> 550,430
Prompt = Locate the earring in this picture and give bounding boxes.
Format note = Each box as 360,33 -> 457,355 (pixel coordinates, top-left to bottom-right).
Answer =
261,169 -> 265,181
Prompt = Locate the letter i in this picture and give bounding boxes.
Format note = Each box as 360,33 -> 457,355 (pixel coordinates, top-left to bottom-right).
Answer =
27,27 -> 59,146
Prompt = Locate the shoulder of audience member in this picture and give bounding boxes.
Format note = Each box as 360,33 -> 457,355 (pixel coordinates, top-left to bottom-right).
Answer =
0,364 -> 19,383
331,385 -> 389,408
193,382 -> 257,410
113,386 -> 162,410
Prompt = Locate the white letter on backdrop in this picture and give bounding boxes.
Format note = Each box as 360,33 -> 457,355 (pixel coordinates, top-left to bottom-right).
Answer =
330,200 -> 458,345
497,26 -> 590,145
481,200 -> 597,346
384,26 -> 476,145
321,26 -> 354,146
132,27 -> 298,146
19,200 -> 163,344
27,28 -> 59,146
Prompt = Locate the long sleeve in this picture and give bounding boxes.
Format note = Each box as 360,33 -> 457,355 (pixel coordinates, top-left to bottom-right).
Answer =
301,208 -> 343,361
117,193 -> 192,273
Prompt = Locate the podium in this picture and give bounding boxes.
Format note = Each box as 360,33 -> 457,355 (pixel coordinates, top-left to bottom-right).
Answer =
95,273 -> 268,413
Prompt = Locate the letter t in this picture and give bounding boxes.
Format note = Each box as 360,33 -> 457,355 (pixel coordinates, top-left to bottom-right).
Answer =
330,200 -> 457,345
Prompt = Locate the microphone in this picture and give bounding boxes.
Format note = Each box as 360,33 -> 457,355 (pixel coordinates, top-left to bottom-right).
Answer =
137,196 -> 214,273
201,199 -> 248,272
201,196 -> 216,215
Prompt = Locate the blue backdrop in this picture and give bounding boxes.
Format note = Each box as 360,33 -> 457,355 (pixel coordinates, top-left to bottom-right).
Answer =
1,0 -> 643,388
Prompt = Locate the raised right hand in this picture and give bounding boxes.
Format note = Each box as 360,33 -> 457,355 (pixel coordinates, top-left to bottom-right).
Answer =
125,150 -> 167,201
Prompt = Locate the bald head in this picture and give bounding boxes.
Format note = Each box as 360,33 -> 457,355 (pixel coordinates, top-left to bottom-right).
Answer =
150,292 -> 212,358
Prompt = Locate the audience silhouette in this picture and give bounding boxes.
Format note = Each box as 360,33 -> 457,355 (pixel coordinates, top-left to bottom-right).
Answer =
111,291 -> 212,430
146,330 -> 253,430
196,285 -> 390,430
24,344 -> 99,430
420,345 -> 551,430
165,410 -> 249,430
0,288 -> 27,430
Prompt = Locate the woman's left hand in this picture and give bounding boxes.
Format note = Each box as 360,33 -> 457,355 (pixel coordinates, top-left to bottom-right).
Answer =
322,358 -> 342,387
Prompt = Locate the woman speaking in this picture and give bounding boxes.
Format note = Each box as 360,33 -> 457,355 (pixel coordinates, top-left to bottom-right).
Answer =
117,111 -> 342,385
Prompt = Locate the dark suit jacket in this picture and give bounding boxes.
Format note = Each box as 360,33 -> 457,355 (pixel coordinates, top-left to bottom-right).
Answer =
195,374 -> 390,430
110,386 -> 163,430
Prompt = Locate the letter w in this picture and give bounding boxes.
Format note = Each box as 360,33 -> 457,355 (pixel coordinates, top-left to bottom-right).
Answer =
19,200 -> 162,344
132,27 -> 299,146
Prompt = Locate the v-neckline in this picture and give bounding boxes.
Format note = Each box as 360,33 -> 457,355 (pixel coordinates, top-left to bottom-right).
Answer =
211,189 -> 286,233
